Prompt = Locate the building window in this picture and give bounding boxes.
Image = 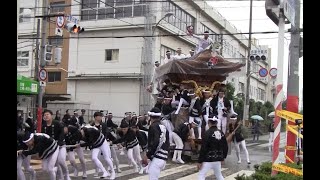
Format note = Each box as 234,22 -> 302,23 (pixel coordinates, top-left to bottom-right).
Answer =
50,1 -> 65,14
162,1 -> 195,32
258,88 -> 265,101
48,72 -> 61,82
48,36 -> 63,47
238,82 -> 244,92
81,0 -> 146,21
105,49 -> 119,61
19,8 -> 31,23
17,51 -> 29,67
160,45 -> 175,64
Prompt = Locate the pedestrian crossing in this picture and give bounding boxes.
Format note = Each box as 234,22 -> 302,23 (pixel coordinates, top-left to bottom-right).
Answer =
30,159 -> 257,180
129,164 -> 196,180
176,168 -> 228,180
29,146 -> 259,179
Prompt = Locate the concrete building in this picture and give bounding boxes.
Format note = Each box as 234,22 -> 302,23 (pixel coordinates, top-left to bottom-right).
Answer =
17,0 -> 43,114
17,0 -> 73,108
67,0 -> 251,119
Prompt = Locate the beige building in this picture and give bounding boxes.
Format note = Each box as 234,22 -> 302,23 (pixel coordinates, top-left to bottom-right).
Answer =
17,0 -> 73,108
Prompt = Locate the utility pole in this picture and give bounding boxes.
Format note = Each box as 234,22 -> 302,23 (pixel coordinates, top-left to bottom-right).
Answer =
141,2 -> 153,114
34,19 -> 41,82
36,0 -> 48,133
265,0 -> 286,175
286,0 -> 301,163
243,0 -> 253,125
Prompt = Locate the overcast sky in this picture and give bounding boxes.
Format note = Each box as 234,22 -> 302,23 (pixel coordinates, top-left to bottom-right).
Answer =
207,1 -> 303,109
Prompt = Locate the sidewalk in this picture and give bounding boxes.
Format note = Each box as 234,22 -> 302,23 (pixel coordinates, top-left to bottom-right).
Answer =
245,132 -> 286,142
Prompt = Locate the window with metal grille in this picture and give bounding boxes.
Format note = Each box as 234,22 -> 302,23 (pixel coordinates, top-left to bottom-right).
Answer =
81,0 -> 146,21
162,1 -> 195,32
48,72 -> 61,82
17,51 -> 29,67
48,36 -> 63,47
50,1 -> 65,14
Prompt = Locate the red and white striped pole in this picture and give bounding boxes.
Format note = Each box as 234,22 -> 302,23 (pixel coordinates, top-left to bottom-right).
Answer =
272,13 -> 286,176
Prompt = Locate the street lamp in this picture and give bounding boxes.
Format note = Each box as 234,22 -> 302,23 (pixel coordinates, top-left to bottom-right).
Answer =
152,12 -> 174,36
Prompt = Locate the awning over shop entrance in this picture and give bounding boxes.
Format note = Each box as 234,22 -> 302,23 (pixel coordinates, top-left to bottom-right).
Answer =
17,74 -> 39,95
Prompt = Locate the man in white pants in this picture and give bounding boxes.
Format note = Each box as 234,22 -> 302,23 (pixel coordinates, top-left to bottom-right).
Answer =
148,61 -> 161,105
188,91 -> 202,139
42,109 -> 71,180
79,125 -> 116,179
228,117 -> 251,164
142,107 -> 170,180
171,131 -> 184,164
20,132 -> 59,180
198,117 -> 228,180
211,89 -> 231,134
113,121 -> 143,173
268,118 -> 275,152
63,125 -> 87,178
200,89 -> 213,131
17,131 -> 36,180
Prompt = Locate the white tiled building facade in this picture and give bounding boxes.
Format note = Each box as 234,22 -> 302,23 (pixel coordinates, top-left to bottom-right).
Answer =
66,0 -> 275,117
17,0 -> 43,78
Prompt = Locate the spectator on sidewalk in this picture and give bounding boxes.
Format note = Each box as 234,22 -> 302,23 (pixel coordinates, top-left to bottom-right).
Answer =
268,118 -> 275,152
54,110 -> 61,122
252,120 -> 261,142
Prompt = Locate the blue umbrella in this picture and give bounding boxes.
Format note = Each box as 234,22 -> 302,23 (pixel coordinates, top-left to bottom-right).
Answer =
251,115 -> 264,121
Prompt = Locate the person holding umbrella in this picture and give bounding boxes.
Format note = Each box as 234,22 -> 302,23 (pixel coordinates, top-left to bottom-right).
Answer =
250,115 -> 263,142
252,120 -> 261,142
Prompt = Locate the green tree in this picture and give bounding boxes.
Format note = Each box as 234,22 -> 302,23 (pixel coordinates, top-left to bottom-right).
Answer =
260,101 -> 275,120
255,101 -> 263,114
234,96 -> 244,120
225,82 -> 235,100
249,99 -> 257,117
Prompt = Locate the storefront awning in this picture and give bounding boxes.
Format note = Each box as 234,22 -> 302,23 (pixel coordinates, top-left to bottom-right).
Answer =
17,74 -> 39,95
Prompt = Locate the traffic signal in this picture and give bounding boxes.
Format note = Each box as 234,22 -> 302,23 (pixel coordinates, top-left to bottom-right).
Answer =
44,44 -> 53,62
54,48 -> 62,64
250,49 -> 268,61
64,22 -> 84,34
250,54 -> 267,61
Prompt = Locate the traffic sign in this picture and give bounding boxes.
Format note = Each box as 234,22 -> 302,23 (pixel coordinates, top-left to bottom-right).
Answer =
259,68 -> 268,77
283,0 -> 295,27
39,69 -> 47,81
56,16 -> 65,28
40,81 -> 46,87
55,28 -> 63,36
269,68 -> 277,78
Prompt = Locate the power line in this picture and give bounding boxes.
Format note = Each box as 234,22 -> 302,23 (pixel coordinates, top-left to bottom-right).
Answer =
18,17 -> 272,32
18,31 -> 289,40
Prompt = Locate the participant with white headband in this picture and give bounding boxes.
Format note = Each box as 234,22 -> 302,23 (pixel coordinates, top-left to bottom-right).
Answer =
18,132 -> 59,180
17,131 -> 36,180
198,116 -> 228,180
228,115 -> 251,165
142,107 -> 170,180
78,124 -> 116,179
191,31 -> 214,54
